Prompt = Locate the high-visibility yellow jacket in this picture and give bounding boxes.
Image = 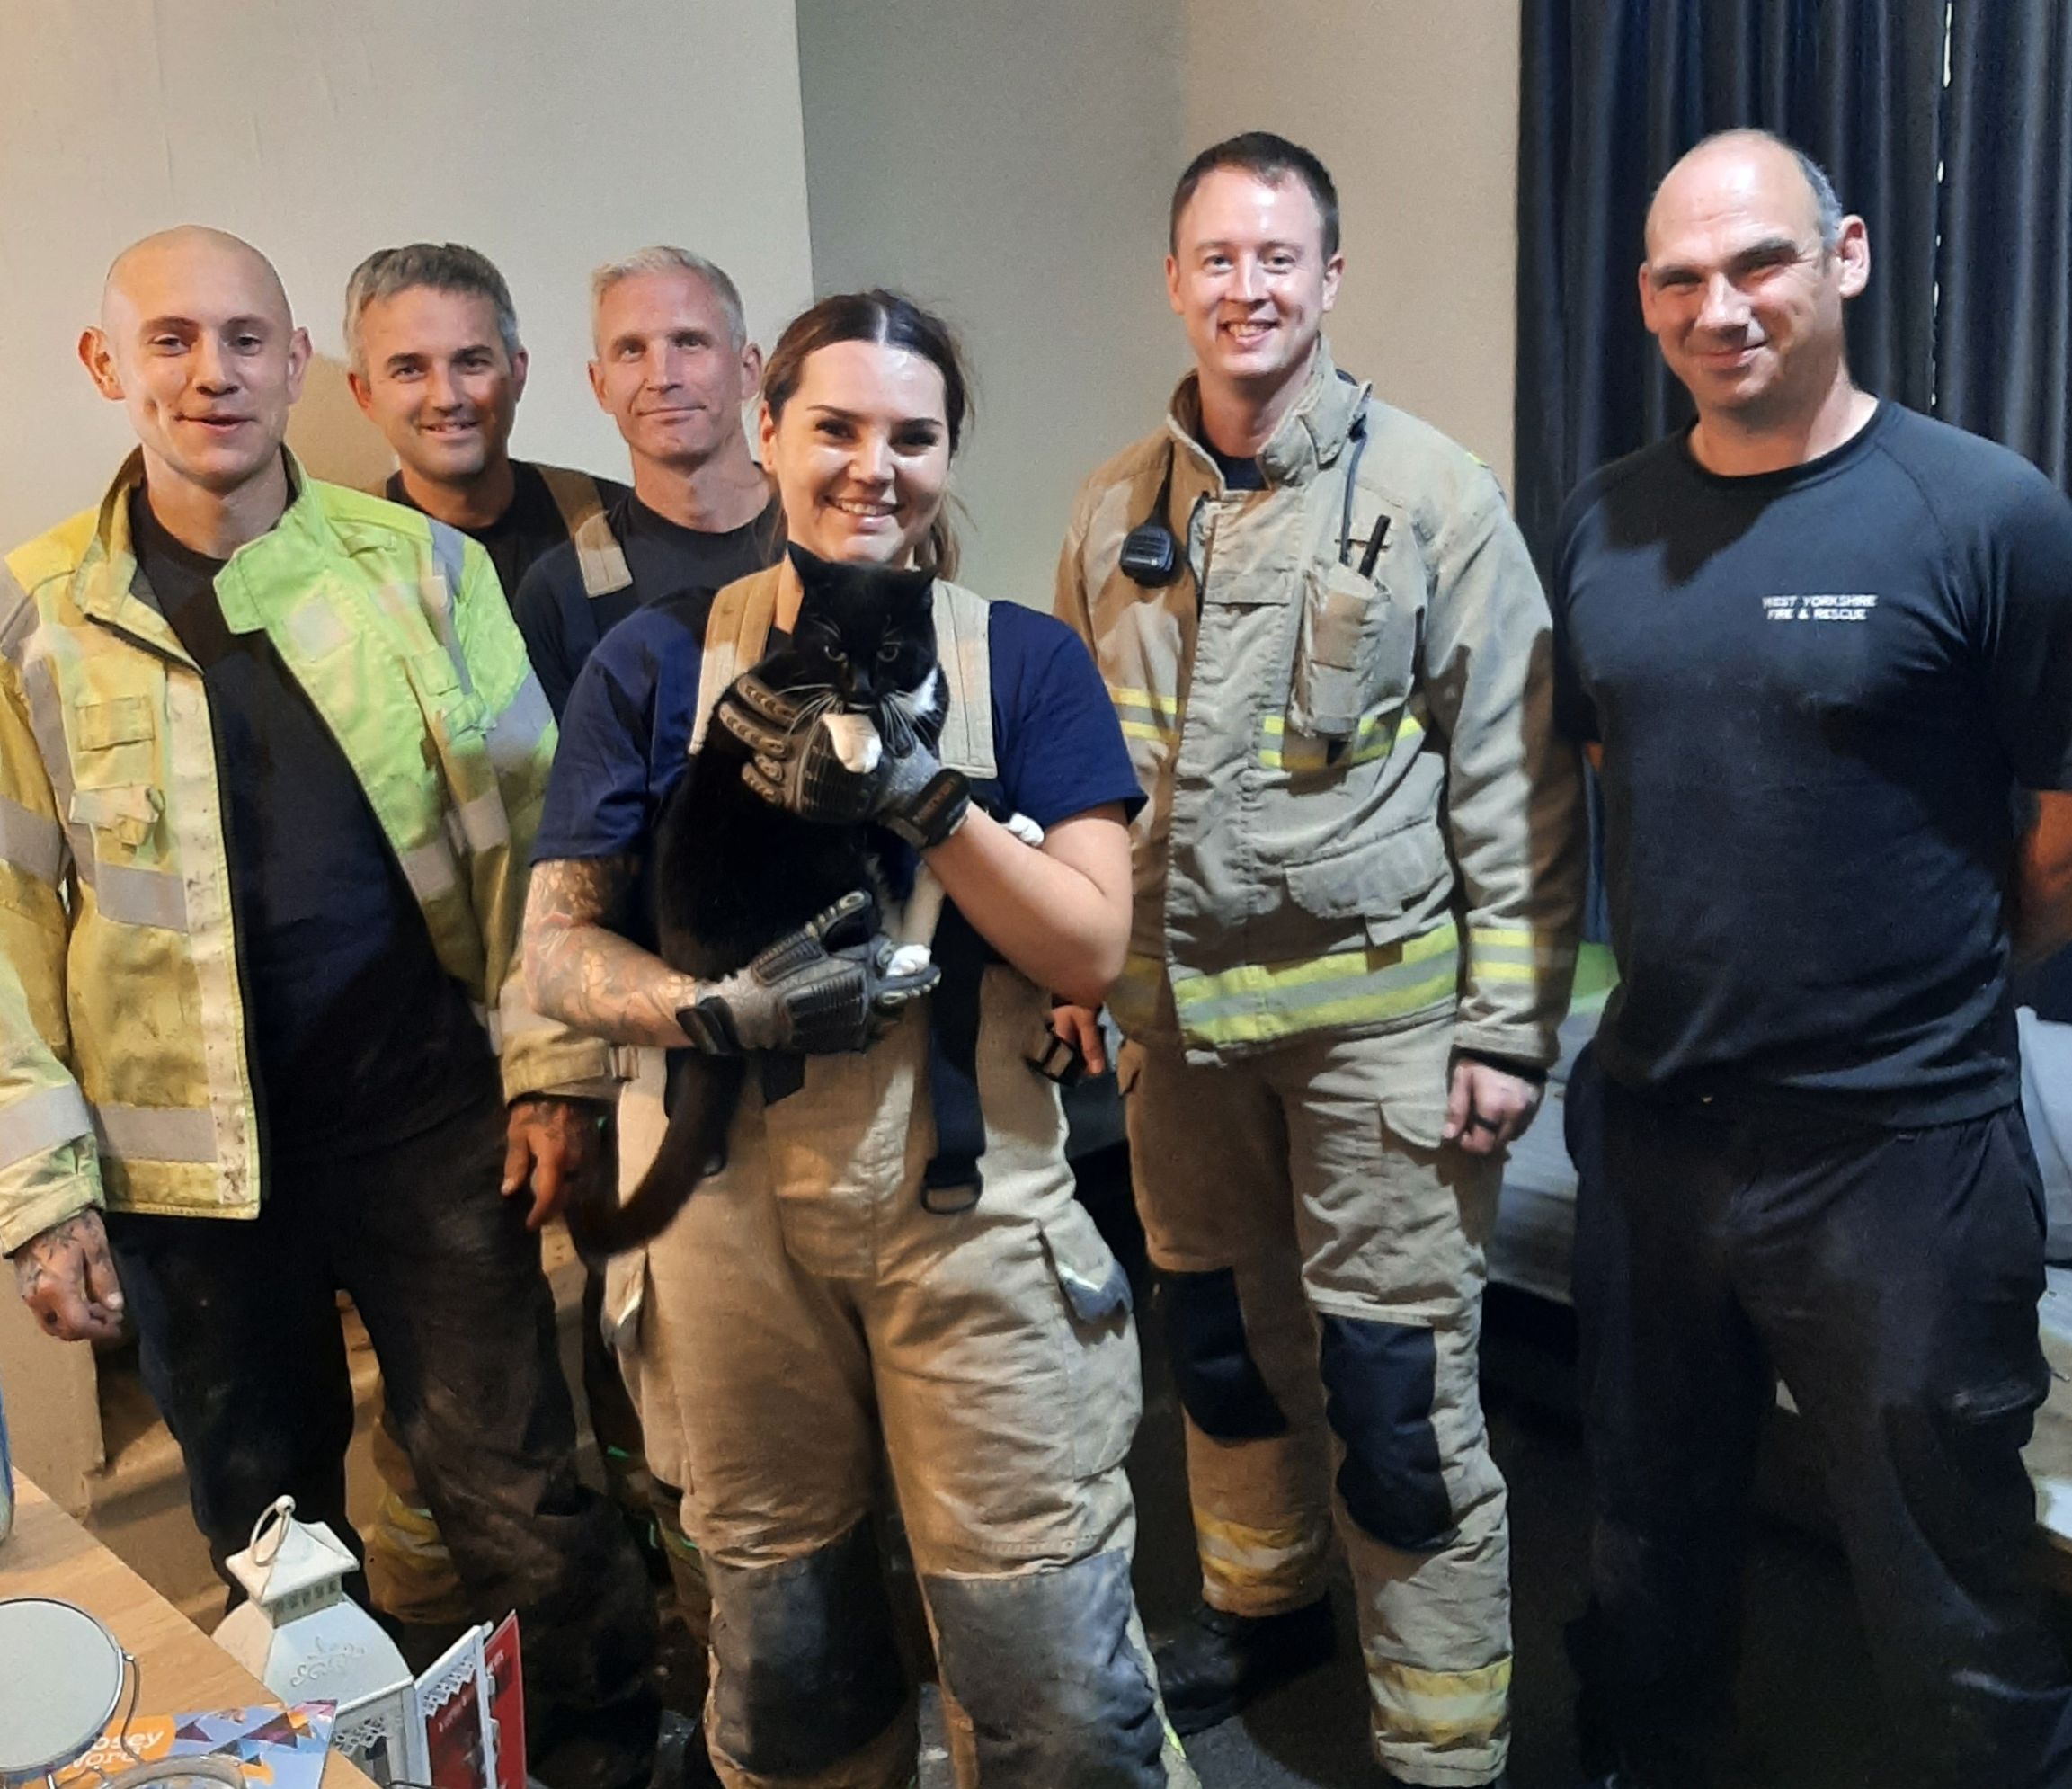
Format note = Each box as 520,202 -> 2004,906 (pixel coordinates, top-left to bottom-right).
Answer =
1054,342 -> 1584,1069
0,452 -> 610,1251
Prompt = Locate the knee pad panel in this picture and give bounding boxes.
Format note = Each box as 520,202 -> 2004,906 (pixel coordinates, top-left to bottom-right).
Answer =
1318,1314 -> 1457,1553
926,1549 -> 1166,1789
705,1518 -> 907,1776
1160,1266 -> 1289,1441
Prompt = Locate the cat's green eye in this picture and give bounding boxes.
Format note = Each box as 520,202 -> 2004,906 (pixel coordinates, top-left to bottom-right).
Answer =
877,644 -> 900,663
827,648 -> 848,664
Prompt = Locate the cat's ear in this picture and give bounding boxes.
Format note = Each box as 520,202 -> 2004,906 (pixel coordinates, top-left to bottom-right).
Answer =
787,540 -> 834,583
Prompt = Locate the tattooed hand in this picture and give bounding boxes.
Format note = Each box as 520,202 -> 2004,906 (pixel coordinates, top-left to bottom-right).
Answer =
12,1208 -> 125,1342
523,855 -> 706,1048
503,1095 -> 609,1230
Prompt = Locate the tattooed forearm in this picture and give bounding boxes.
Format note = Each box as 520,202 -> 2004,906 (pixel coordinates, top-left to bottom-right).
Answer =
523,855 -> 705,1048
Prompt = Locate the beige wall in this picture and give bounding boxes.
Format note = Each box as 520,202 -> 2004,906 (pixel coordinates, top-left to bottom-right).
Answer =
0,0 -> 815,553
795,0 -> 1187,606
795,0 -> 1521,602
1182,0 -> 1522,491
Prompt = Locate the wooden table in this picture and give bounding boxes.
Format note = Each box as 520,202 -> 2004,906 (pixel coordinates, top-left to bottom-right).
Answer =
0,1473 -> 374,1789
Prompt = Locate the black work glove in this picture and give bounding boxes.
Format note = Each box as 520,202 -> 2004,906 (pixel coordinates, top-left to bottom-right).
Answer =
678,891 -> 939,1055
716,670 -> 971,850
713,672 -> 879,826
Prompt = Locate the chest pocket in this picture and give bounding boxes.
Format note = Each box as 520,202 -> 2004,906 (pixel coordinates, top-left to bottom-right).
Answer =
74,695 -> 156,779
69,694 -> 165,854
1282,551 -> 1419,777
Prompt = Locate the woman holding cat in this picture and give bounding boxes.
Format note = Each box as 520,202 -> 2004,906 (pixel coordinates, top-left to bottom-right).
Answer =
523,290 -> 1195,1789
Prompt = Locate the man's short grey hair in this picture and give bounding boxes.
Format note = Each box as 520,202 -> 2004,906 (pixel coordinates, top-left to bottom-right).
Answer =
590,246 -> 746,352
343,243 -> 522,377
1793,146 -> 1845,250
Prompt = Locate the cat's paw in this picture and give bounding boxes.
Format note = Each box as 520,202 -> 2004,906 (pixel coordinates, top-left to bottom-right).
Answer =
820,711 -> 884,775
885,943 -> 934,978
1002,811 -> 1045,849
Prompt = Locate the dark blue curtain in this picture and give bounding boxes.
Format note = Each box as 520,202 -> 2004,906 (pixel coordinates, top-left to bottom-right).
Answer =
1513,0 -> 1945,572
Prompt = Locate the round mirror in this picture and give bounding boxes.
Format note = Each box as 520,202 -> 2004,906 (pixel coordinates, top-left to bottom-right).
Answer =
0,1596 -> 128,1777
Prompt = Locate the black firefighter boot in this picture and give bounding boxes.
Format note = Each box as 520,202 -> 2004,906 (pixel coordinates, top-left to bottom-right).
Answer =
1153,1597 -> 1338,1735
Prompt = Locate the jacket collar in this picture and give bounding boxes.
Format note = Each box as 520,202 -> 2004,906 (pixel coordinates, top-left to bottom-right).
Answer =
81,447 -> 328,637
1166,338 -> 1369,488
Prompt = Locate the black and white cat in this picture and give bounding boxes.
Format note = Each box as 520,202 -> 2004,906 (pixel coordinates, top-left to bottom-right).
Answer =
562,544 -> 947,1258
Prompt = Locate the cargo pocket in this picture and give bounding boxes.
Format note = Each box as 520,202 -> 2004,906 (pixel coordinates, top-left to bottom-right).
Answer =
1284,816 -> 1448,932
1042,1206 -> 1141,1480
73,696 -> 158,803
69,782 -> 163,853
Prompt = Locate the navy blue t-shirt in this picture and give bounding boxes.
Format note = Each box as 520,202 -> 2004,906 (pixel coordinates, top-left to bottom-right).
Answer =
511,491 -> 782,718
1552,402 -> 2072,1125
535,586 -> 1145,949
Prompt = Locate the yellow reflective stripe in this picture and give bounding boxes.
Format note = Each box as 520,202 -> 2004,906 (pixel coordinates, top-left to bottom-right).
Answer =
1368,1652 -> 1512,1750
1111,685 -> 1185,739
1170,923 -> 1458,1047
1466,925 -> 1575,984
1195,1509 -> 1332,1603
1259,709 -> 1422,771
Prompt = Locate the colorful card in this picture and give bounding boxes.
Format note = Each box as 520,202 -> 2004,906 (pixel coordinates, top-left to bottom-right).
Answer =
58,1702 -> 334,1789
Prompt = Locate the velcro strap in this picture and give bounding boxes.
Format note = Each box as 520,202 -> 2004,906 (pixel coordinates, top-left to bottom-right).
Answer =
889,769 -> 971,850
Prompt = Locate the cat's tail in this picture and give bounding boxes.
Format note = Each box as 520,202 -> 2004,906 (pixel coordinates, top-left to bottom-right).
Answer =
564,1054 -> 747,1258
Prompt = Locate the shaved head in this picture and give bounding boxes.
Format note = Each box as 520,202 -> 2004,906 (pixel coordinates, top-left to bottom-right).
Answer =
102,226 -> 292,332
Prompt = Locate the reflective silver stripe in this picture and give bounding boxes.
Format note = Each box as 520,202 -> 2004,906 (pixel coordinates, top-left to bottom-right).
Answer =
93,859 -> 188,931
15,654 -> 94,884
397,835 -> 459,902
424,521 -> 474,697
0,793 -> 63,883
0,1082 -> 93,1170
93,1102 -> 218,1163
453,788 -> 510,854
485,678 -> 552,775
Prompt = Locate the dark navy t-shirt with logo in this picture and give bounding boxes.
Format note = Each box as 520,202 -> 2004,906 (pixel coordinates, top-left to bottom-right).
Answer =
1552,402 -> 2072,1126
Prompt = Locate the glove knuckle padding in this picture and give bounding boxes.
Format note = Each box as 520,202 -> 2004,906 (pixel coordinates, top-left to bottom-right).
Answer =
1317,1313 -> 1458,1553
781,957 -> 872,1054
751,926 -> 836,984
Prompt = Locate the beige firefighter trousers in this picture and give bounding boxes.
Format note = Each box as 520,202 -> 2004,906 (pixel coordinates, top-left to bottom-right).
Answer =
625,982 -> 1196,1789
1122,1011 -> 1510,1788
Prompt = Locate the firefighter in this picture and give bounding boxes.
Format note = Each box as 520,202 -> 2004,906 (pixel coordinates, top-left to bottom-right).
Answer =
1054,134 -> 1585,1787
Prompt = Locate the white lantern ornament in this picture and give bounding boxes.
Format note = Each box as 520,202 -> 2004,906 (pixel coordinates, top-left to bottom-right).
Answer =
212,1497 -> 425,1787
